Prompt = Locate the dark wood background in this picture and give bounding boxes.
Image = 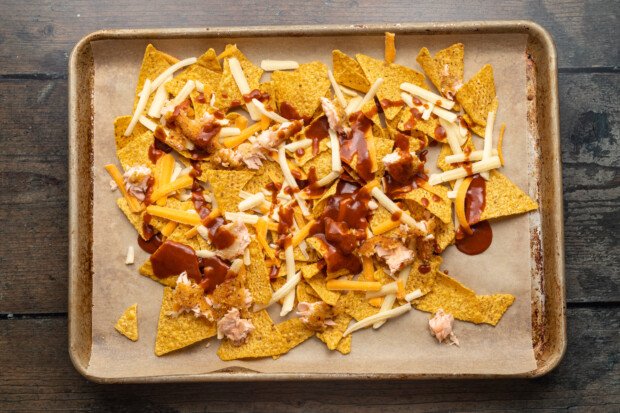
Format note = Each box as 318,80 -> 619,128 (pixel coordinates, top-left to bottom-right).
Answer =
1,1 -> 618,411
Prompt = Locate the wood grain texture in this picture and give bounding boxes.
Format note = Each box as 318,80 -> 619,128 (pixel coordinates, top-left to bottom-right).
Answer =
0,0 -> 617,75
0,307 -> 617,412
1,74 -> 617,313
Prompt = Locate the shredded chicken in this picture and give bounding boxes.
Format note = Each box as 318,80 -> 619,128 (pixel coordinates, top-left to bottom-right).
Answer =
123,165 -> 151,201
215,220 -> 251,260
167,272 -> 213,320
214,143 -> 265,170
217,307 -> 254,345
429,309 -> 459,346
252,120 -> 303,152
296,301 -> 336,331
320,97 -> 341,131
375,242 -> 415,275
382,148 -> 422,184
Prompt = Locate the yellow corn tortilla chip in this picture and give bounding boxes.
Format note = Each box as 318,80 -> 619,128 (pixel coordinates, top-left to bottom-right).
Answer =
463,97 -> 499,138
332,50 -> 370,93
436,139 -> 477,172
246,241 -> 272,305
412,272 -> 515,325
114,115 -> 149,151
116,198 -> 150,240
139,259 -> 177,287
340,291 -> 380,321
167,223 -> 210,251
369,205 -> 401,238
274,318 -> 315,354
335,334 -> 352,354
307,275 -> 341,306
272,61 -> 331,119
416,43 -> 464,102
217,310 -> 285,360
398,109 -> 441,142
165,50 -> 222,97
356,53 -> 426,120
301,149 -> 332,180
479,170 -> 538,221
300,262 -> 322,280
375,136 -> 395,178
311,179 -> 338,216
214,45 -> 263,111
198,169 -> 255,212
316,310 -> 352,351
455,64 -> 496,127
114,303 -> 138,341
400,185 -> 452,224
404,255 -> 442,295
297,280 -> 319,303
134,44 -> 178,109
116,130 -> 155,171
155,287 -> 216,356
361,98 -> 381,126
242,160 -> 283,194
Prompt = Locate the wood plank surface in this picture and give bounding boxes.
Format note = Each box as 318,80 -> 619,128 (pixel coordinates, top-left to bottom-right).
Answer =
0,307 -> 617,412
1,73 -> 617,313
0,0 -> 617,75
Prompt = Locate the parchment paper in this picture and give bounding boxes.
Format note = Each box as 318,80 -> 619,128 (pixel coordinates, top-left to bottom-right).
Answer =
89,32 -> 537,379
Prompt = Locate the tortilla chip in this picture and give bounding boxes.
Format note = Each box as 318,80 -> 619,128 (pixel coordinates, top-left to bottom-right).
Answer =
455,64 -> 496,127
434,218 -> 456,252
167,223 -> 210,251
340,291 -> 380,321
198,169 -> 254,212
312,179 -> 338,216
214,45 -> 263,111
416,44 -> 464,101
116,130 -> 155,171
463,97 -> 499,138
134,44 -> 178,109
217,310 -> 285,360
139,259 -> 177,287
114,303 -> 138,341
398,109 -> 441,141
400,185 -> 452,224
241,160 -> 283,194
301,149 -> 332,180
297,280 -> 319,303
155,287 -> 216,356
479,170 -> 538,222
307,275 -> 341,306
404,255 -> 442,295
412,272 -> 515,325
361,98 -> 381,126
335,334 -> 352,354
274,318 -> 315,353
316,310 -> 352,350
300,262 -> 322,280
374,137 -> 394,178
356,53 -> 426,120
246,241 -> 272,305
332,50 -> 370,93
272,61 -> 331,119
114,115 -> 149,152
166,50 -> 222,97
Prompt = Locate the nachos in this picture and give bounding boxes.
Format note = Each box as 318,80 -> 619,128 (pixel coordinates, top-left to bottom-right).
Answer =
105,34 -> 537,359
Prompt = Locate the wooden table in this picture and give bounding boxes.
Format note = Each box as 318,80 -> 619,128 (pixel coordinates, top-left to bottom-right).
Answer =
1,1 -> 618,411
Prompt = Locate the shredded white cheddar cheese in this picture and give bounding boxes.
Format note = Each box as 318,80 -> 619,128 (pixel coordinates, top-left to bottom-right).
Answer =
124,79 -> 151,136
400,82 -> 454,110
150,57 -> 197,93
343,303 -> 412,337
125,246 -> 135,265
260,60 -> 300,71
428,156 -> 502,185
327,69 -> 347,108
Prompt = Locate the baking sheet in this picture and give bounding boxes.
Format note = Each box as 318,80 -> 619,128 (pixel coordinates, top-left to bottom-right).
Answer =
88,33 -> 537,379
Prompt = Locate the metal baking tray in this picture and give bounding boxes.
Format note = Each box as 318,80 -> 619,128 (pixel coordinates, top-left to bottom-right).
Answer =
68,21 -> 565,382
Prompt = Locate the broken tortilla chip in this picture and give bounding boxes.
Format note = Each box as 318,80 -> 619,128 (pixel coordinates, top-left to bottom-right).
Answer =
116,130 -> 155,171
455,64 -> 496,127
114,115 -> 148,152
479,170 -> 538,222
114,303 -> 138,341
155,287 -> 216,356
217,310 -> 285,360
246,241 -> 273,305
134,44 -> 178,109
214,45 -> 263,111
416,43 -> 464,101
198,169 -> 255,212
332,50 -> 370,93
272,61 -> 331,120
139,259 -> 177,287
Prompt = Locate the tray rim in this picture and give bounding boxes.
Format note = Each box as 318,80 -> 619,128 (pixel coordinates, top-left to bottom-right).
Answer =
68,20 -> 565,383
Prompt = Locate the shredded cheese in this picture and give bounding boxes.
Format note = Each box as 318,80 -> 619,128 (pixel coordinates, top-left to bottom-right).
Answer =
421,100 -> 435,120
256,218 -> 276,259
428,156 -> 501,185
104,164 -> 143,212
400,82 -> 454,110
372,219 -> 400,236
374,265 -> 411,328
260,60 -> 299,71
125,246 -> 135,265
447,177 -> 463,200
186,208 -> 220,238
228,57 -> 261,121
445,149 -> 498,164
329,129 -> 342,172
284,139 -> 312,152
327,69 -> 347,108
498,123 -> 506,166
252,98 -> 288,123
218,127 -> 241,138
440,118 -> 463,155
481,110 -> 496,180
150,175 -> 194,202
384,32 -> 396,64
325,280 -> 382,292
147,79 -> 170,118
362,256 -> 374,281
145,205 -> 201,226
196,249 -> 217,258
238,192 -> 265,211
455,176 -> 474,234
281,245 -> 297,316
124,79 -> 151,137
371,187 -> 427,234
339,84 -> 359,97
150,57 -> 197,93
278,146 -> 299,189
316,171 -> 340,187
167,80 -> 196,110
224,211 -> 259,225
155,154 -> 176,206
404,289 -> 424,302
345,96 -> 363,115
138,115 -> 158,132
343,303 -> 412,337
366,282 -> 398,299
355,77 -> 384,112
255,271 -> 302,311
291,219 -> 316,248
161,220 -> 178,237
221,122 -> 264,148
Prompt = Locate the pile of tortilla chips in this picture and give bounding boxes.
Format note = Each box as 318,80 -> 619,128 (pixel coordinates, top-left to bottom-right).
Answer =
109,34 -> 538,360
